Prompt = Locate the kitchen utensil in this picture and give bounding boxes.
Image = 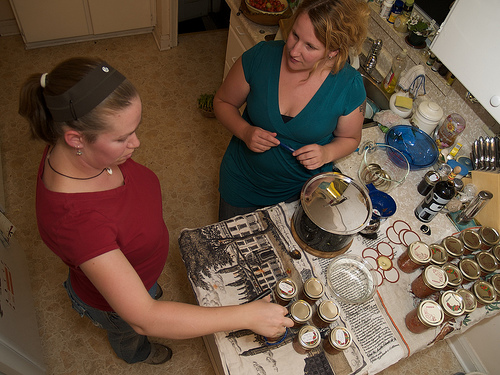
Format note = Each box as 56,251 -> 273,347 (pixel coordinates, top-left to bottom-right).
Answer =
470,136 -> 499,171
385,125 -> 439,170
366,183 -> 397,218
358,141 -> 409,192
326,254 -> 378,304
291,172 -> 372,258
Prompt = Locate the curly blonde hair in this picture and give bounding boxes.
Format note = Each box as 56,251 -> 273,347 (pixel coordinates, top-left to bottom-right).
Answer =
290,0 -> 369,75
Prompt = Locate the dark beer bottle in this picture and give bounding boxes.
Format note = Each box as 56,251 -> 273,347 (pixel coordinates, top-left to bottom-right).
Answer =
415,166 -> 461,223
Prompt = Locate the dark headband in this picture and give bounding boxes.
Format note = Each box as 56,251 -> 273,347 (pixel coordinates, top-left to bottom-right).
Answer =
43,62 -> 126,122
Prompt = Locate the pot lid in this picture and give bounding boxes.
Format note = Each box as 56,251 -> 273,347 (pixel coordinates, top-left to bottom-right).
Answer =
300,172 -> 372,235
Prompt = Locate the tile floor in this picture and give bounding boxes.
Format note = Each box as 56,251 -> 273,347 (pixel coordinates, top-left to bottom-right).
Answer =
0,30 -> 465,375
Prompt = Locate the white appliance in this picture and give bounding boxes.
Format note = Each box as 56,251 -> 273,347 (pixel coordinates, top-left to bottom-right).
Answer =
0,229 -> 46,375
0,148 -> 45,374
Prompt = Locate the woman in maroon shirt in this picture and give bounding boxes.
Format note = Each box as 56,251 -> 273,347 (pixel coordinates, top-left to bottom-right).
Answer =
19,57 -> 292,365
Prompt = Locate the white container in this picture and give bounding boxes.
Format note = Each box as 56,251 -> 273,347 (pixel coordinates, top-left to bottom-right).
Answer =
411,101 -> 443,135
389,93 -> 412,118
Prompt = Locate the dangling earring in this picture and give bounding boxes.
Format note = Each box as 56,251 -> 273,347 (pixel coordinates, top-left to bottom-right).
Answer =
76,147 -> 82,156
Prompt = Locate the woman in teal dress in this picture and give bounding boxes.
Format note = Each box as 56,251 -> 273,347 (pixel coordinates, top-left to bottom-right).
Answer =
215,0 -> 370,220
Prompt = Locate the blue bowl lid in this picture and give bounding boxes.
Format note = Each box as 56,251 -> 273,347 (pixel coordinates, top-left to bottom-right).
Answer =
385,125 -> 439,170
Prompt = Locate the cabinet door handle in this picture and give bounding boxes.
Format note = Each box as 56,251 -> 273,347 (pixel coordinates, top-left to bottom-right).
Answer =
235,26 -> 246,36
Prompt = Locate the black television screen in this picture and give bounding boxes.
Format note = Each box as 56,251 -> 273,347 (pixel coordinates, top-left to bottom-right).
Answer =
414,0 -> 455,25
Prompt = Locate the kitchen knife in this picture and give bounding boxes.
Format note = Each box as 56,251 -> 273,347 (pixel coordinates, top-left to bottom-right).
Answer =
478,136 -> 485,170
488,137 -> 495,170
471,139 -> 478,170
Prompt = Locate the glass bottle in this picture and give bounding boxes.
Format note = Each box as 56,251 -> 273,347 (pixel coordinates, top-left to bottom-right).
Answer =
415,166 -> 461,223
435,113 -> 466,149
382,49 -> 407,94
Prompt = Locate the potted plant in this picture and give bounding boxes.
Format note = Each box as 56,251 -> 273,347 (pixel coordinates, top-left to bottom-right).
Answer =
197,92 -> 215,117
406,15 -> 435,48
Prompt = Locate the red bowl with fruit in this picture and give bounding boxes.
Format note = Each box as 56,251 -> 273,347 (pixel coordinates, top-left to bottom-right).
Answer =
245,0 -> 289,16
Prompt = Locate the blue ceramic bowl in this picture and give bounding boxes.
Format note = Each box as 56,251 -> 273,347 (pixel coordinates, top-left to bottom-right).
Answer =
385,125 -> 439,170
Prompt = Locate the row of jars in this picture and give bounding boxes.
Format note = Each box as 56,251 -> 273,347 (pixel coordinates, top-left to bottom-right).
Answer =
397,227 -> 500,273
274,277 -> 353,355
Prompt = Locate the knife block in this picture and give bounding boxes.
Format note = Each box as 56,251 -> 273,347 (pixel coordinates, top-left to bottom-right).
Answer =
462,170 -> 500,231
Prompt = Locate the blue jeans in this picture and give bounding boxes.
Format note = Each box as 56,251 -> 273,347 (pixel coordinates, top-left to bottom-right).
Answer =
63,274 -> 159,364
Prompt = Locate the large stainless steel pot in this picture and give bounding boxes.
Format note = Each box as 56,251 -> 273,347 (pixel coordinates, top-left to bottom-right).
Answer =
292,172 -> 372,258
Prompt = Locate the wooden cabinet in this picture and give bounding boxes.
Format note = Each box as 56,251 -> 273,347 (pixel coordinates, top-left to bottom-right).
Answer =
223,11 -> 256,79
9,0 -> 155,49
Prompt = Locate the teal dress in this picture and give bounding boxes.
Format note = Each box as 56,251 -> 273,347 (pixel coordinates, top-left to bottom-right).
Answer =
219,41 -> 366,207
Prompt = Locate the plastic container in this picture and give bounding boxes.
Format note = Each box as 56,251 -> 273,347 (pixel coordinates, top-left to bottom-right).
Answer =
435,113 -> 466,149
382,49 -> 407,94
380,0 -> 396,18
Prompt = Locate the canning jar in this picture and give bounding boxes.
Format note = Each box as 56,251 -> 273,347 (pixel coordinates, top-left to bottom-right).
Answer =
442,236 -> 464,259
292,325 -> 321,354
429,244 -> 448,266
439,290 -> 465,321
397,241 -> 431,273
460,229 -> 482,255
442,263 -> 463,289
289,300 -> 313,328
488,274 -> 500,301
405,300 -> 444,334
411,265 -> 448,298
491,244 -> 500,267
475,251 -> 498,277
300,277 -> 324,305
471,280 -> 497,307
323,327 -> 352,355
458,258 -> 481,284
274,278 -> 298,306
478,226 -> 500,250
456,288 -> 477,314
311,300 -> 339,328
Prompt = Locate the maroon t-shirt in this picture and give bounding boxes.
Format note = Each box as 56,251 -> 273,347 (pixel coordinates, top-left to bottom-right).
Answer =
36,146 -> 169,311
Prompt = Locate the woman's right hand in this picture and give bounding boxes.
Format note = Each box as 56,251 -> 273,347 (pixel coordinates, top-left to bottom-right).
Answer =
244,295 -> 294,338
242,126 -> 280,153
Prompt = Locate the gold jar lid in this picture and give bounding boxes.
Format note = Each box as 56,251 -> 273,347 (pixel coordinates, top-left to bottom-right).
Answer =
429,244 -> 448,266
475,251 -> 498,274
408,241 -> 431,265
417,300 -> 444,328
478,226 -> 500,247
290,300 -> 313,323
456,288 -> 477,313
442,263 -> 463,287
275,278 -> 297,301
471,280 -> 497,305
439,290 -> 465,318
489,274 -> 500,297
442,236 -> 464,258
297,325 -> 321,349
422,265 -> 448,290
458,258 -> 481,282
317,300 -> 339,323
303,277 -> 324,300
328,327 -> 352,350
492,244 -> 500,263
460,229 -> 482,252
